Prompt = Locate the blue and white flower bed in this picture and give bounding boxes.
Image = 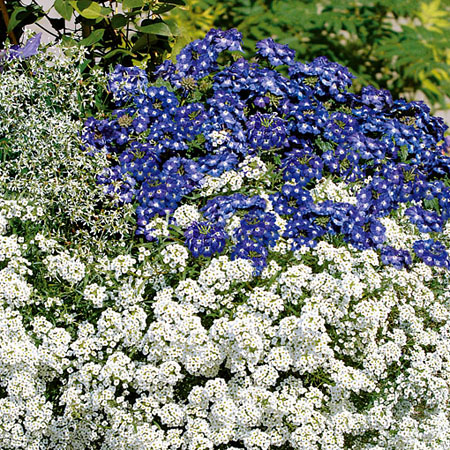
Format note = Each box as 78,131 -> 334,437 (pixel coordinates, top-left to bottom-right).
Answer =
0,29 -> 449,449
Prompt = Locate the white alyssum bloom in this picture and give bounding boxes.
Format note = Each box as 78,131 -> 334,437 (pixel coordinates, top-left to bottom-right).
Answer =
311,177 -> 358,204
44,251 -> 86,284
34,232 -> 59,253
143,216 -> 171,239
110,254 -> 136,279
83,283 -> 109,308
238,155 -> 268,180
200,171 -> 244,196
161,243 -> 189,273
0,267 -> 33,308
208,129 -> 229,148
173,204 -> 201,228
0,235 -> 21,261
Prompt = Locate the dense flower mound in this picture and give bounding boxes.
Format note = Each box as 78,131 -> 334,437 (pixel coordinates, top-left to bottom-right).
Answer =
0,31 -> 449,450
82,28 -> 450,275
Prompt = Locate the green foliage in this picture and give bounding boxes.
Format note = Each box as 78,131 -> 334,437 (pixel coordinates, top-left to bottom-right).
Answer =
0,0 -> 44,45
1,0 -> 187,71
166,0 -> 225,41
206,0 -> 450,110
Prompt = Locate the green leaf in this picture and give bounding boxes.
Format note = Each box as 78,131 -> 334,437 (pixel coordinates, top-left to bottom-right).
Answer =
79,28 -> 104,46
164,19 -> 180,36
111,14 -> 127,29
77,58 -> 91,73
61,35 -> 79,47
423,197 -> 440,213
399,145 -> 409,162
132,33 -> 157,52
54,0 -> 73,21
151,4 -> 177,14
7,7 -> 27,31
137,20 -> 172,36
70,0 -> 112,19
103,48 -> 136,59
171,34 -> 190,61
122,0 -> 144,10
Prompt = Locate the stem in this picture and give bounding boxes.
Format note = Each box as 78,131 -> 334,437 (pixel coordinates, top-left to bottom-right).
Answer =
0,0 -> 18,44
33,21 -> 59,39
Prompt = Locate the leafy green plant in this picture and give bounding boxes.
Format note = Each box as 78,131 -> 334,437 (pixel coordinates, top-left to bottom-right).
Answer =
205,0 -> 449,111
1,0 -> 187,71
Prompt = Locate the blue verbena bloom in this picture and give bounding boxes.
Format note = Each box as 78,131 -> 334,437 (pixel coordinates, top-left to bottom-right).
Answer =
381,246 -> 412,269
108,64 -> 148,106
405,206 -> 443,233
236,211 -> 280,248
185,222 -> 228,258
413,239 -> 449,268
256,38 -> 296,66
231,239 -> 269,275
247,113 -> 288,150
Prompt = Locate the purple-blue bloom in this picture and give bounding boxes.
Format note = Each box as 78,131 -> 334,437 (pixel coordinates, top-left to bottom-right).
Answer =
256,38 -> 296,66
185,222 -> 228,258
8,33 -> 42,59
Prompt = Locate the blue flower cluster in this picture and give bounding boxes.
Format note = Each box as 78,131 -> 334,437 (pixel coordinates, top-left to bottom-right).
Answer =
82,28 -> 450,274
185,222 -> 228,258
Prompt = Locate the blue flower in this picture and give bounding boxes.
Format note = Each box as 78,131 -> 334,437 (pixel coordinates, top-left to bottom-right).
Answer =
381,246 -> 412,269
413,239 -> 449,268
185,222 -> 228,258
231,239 -> 269,275
405,206 -> 443,233
256,38 -> 296,66
247,113 -> 288,150
7,33 -> 42,60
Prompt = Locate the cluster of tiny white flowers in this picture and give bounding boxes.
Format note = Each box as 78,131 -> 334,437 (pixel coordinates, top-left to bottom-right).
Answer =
238,155 -> 268,181
200,170 -> 244,196
0,235 -> 21,261
161,243 -> 189,273
109,254 -> 136,280
208,129 -> 229,148
0,267 -> 33,308
0,39 -> 134,251
0,193 -> 449,449
311,177 -> 358,204
34,233 -> 59,253
142,216 -> 171,239
379,207 -> 418,251
83,283 -> 109,308
172,204 -> 201,228
44,252 -> 86,284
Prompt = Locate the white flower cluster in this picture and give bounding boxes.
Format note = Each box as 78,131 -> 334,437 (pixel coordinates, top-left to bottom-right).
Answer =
0,190 -> 449,450
83,283 -> 108,308
238,155 -> 268,181
44,252 -> 86,285
200,170 -> 244,196
161,243 -> 190,273
173,204 -> 202,228
141,216 -> 171,239
311,177 -> 359,204
208,129 -> 229,148
0,39 -> 134,251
